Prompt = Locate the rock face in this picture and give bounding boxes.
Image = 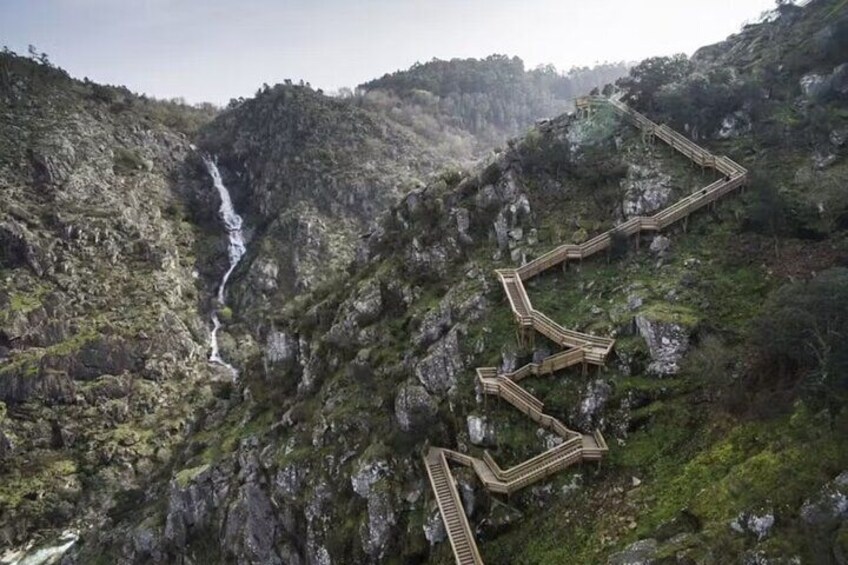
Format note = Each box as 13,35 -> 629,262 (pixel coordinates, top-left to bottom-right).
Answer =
800,471 -> 848,530
621,164 -> 673,217
197,84 -> 442,301
0,53 -> 214,548
608,538 -> 658,565
351,458 -> 397,560
649,235 -> 671,258
466,415 -> 497,446
635,315 -> 690,376
394,382 -> 438,432
575,379 -> 611,430
414,328 -> 464,395
717,111 -> 752,139
730,510 -> 775,541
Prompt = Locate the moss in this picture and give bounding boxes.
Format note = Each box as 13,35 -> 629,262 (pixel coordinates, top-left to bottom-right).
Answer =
113,147 -> 147,174
217,305 -> 233,322
174,464 -> 210,487
8,284 -> 49,313
0,456 -> 78,509
638,302 -> 699,327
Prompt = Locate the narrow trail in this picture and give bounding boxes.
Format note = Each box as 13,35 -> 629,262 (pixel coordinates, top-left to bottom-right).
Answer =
425,96 -> 750,565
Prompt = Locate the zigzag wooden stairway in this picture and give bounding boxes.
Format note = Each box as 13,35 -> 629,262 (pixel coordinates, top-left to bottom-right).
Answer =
424,96 -> 749,565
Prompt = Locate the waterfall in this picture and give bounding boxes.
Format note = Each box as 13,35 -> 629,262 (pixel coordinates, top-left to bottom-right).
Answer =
202,156 -> 247,378
2,530 -> 79,565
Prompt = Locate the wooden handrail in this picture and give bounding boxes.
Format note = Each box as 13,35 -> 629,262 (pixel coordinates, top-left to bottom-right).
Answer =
426,96 -> 748,565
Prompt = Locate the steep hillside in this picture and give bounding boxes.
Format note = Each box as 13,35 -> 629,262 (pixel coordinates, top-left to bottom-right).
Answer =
4,1 -> 848,563
0,53 -> 218,552
357,55 -> 629,154
62,3 -> 848,563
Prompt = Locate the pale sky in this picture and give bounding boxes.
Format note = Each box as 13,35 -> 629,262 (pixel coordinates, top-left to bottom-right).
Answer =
0,0 -> 779,105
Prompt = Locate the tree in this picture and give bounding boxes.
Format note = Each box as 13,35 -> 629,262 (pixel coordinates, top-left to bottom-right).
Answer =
616,54 -> 692,112
751,268 -> 848,412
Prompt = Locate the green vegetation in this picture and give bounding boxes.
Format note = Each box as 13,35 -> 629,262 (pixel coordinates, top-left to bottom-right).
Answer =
357,55 -> 630,151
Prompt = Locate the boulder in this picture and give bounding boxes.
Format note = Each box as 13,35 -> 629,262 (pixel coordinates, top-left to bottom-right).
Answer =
414,328 -> 463,395
730,510 -> 775,541
352,280 -> 383,326
394,382 -> 438,432
635,315 -> 690,376
265,330 -> 298,366
608,538 -> 658,565
650,235 -> 671,257
466,415 -> 496,446
576,379 -> 611,430
621,164 -> 673,217
801,471 -> 848,530
801,73 -> 829,98
717,111 -> 752,139
423,509 -> 447,545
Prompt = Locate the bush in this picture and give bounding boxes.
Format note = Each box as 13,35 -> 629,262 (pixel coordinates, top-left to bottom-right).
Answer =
112,147 -> 146,174
750,268 -> 848,412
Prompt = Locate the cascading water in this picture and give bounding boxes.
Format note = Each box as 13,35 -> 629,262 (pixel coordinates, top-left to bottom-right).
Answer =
202,156 -> 246,378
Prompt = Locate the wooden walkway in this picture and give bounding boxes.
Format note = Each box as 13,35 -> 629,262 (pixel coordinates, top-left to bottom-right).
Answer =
424,96 -> 749,564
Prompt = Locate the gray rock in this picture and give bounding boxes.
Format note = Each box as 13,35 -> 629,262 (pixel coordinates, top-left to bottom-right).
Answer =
394,382 -> 438,432
351,458 -> 397,559
423,509 -> 447,545
351,459 -> 390,498
741,551 -> 801,565
649,235 -> 671,258
274,462 -> 307,503
717,111 -> 752,139
500,348 -> 519,373
265,330 -> 298,365
627,293 -> 645,311
414,328 -> 463,395
730,510 -> 775,541
413,302 -> 452,348
813,152 -> 838,170
831,63 -> 848,96
801,471 -> 848,530
352,280 -> 383,326
467,415 -> 497,446
635,315 -> 690,376
360,486 -> 397,560
493,212 -> 509,251
831,128 -> 848,148
608,538 -> 658,565
576,379 -> 611,429
454,207 -> 472,244
223,481 -> 282,564
801,73 -> 828,98
622,164 -> 673,217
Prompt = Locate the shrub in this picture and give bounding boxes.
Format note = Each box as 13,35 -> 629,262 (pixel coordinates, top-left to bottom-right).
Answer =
750,268 -> 848,412
112,147 -> 146,174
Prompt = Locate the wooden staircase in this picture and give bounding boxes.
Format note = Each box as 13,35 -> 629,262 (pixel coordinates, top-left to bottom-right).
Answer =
424,96 -> 749,565
425,448 -> 484,565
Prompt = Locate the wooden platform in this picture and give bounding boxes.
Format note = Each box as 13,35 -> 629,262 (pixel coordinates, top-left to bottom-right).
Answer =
424,96 -> 749,564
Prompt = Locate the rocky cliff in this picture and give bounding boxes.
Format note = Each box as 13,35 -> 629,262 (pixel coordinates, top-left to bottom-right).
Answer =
3,1 -> 848,563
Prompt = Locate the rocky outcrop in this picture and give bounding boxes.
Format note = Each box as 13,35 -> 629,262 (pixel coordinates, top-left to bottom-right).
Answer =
621,164 -> 673,218
608,538 -> 658,565
394,382 -> 438,432
635,314 -> 691,376
800,471 -> 848,530
466,415 -> 497,446
414,327 -> 464,396
730,510 -> 775,541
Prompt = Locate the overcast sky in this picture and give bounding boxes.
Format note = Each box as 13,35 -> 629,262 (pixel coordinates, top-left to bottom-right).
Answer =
1,0 -> 779,105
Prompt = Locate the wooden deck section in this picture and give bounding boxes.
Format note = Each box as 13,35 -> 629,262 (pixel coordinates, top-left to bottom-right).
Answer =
424,96 -> 749,564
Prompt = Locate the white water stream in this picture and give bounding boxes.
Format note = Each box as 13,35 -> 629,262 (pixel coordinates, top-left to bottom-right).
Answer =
1,530 -> 78,565
202,156 -> 247,378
